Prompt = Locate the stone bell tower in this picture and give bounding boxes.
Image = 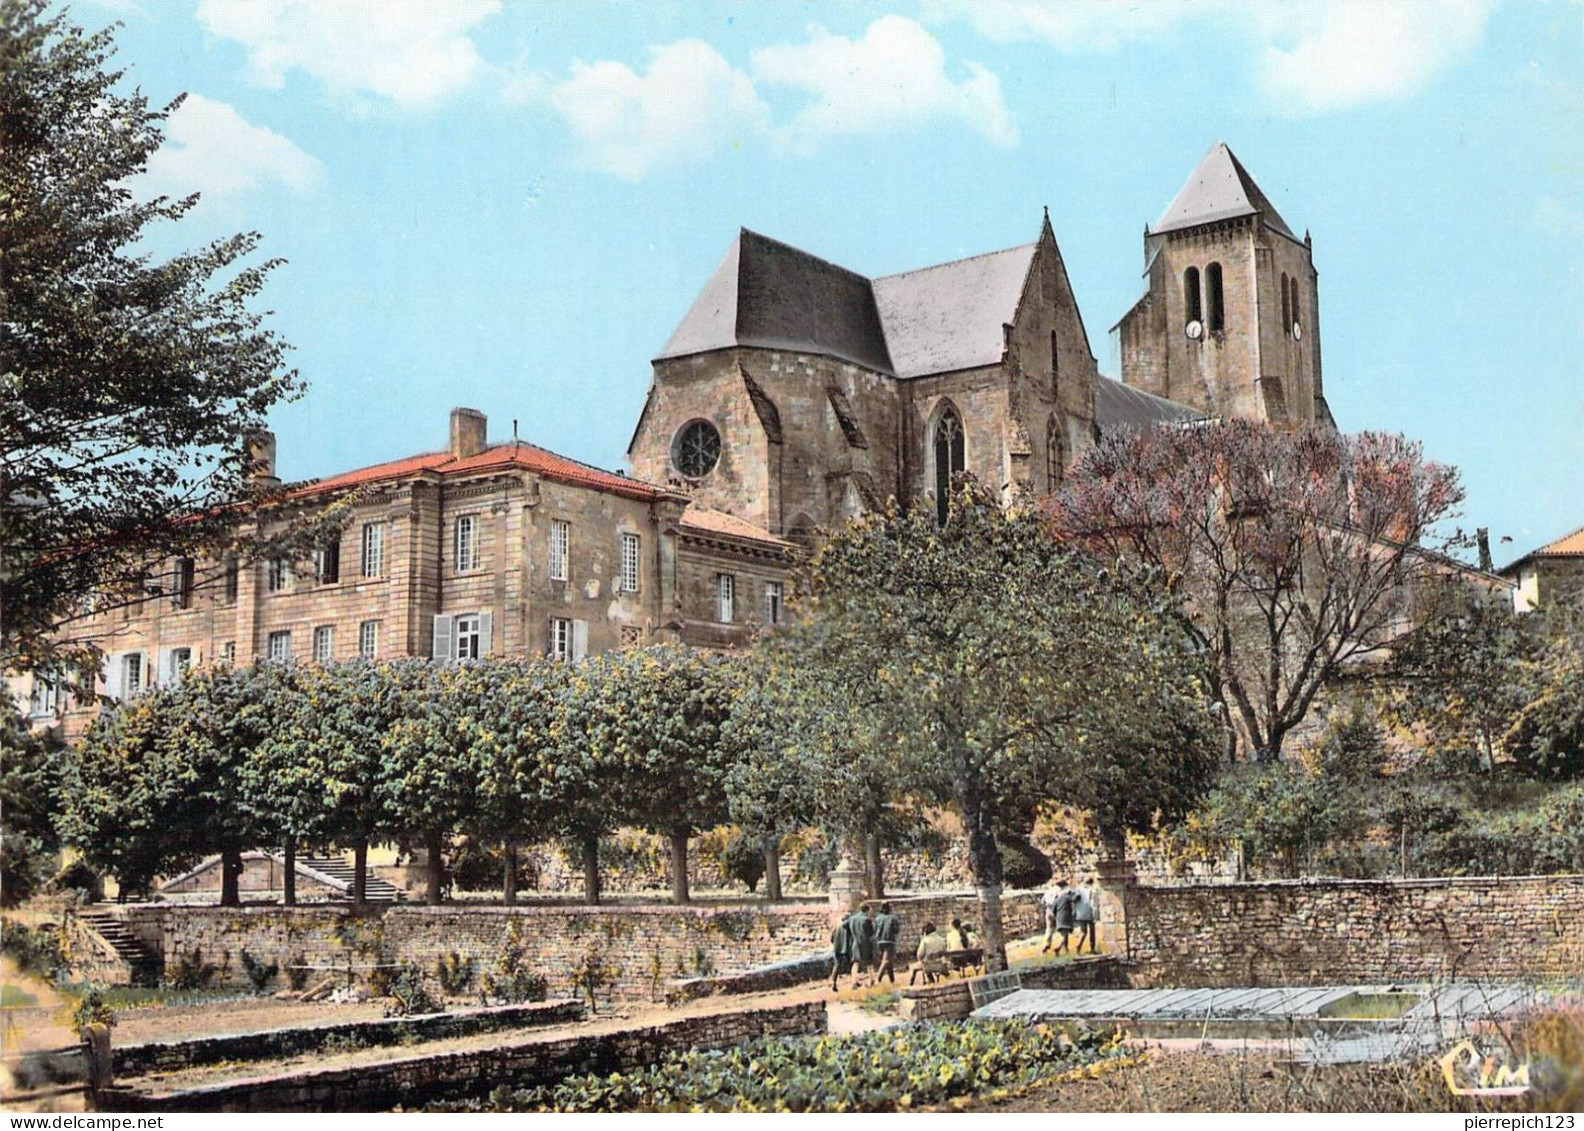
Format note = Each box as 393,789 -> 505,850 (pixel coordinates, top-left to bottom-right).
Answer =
1114,143 -> 1334,429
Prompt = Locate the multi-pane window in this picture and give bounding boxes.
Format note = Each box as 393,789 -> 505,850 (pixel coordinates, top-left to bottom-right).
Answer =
29,675 -> 61,717
932,405 -> 965,525
548,520 -> 570,582
620,532 -> 641,593
313,625 -> 335,663
122,653 -> 144,697
717,573 -> 735,624
549,617 -> 573,662
267,630 -> 292,664
361,522 -> 385,578
454,514 -> 478,572
221,641 -> 236,666
455,614 -> 482,661
266,557 -> 291,593
315,541 -> 340,585
167,647 -> 192,683
223,558 -> 239,604
764,581 -> 783,626
172,557 -> 195,609
358,621 -> 379,658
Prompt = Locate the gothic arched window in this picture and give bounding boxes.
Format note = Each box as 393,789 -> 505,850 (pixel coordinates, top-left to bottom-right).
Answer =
1280,272 -> 1290,330
1046,415 -> 1065,491
932,404 -> 965,524
1289,276 -> 1301,333
1183,267 -> 1202,325
1206,262 -> 1224,333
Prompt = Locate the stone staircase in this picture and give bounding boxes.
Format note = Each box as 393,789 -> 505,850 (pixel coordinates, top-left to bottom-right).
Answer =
77,910 -> 162,986
297,855 -> 405,902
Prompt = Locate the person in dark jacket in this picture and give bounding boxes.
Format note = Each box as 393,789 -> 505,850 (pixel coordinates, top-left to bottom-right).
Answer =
829,916 -> 854,991
845,906 -> 878,987
872,902 -> 901,984
1052,880 -> 1078,954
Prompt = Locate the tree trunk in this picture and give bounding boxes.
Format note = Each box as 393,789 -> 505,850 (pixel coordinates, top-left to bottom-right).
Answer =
669,828 -> 691,904
352,838 -> 368,905
424,830 -> 445,906
282,837 -> 297,907
582,833 -> 602,905
962,794 -> 1008,972
864,832 -> 885,901
763,838 -> 783,903
502,841 -> 519,906
219,845 -> 243,907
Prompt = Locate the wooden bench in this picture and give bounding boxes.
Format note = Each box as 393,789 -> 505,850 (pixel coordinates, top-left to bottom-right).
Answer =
945,948 -> 984,975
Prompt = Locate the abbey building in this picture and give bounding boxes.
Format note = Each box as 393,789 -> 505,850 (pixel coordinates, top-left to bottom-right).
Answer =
18,144 -> 1330,734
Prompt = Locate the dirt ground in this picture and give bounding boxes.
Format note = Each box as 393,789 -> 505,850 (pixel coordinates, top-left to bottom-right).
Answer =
964,1048 -> 1548,1114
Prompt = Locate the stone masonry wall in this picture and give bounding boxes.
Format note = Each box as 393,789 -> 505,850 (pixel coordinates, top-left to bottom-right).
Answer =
139,903 -> 831,1003
115,1000 -> 827,1113
1126,873 -> 1584,986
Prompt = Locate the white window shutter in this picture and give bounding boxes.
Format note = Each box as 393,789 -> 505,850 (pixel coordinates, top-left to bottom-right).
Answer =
431,614 -> 454,661
478,611 -> 493,657
104,654 -> 122,701
572,619 -> 588,662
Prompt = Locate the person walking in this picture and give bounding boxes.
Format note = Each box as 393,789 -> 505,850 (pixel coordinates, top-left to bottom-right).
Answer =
1074,876 -> 1099,954
1052,880 -> 1077,955
845,905 -> 878,988
1041,882 -> 1065,953
829,914 -> 854,991
872,902 -> 901,984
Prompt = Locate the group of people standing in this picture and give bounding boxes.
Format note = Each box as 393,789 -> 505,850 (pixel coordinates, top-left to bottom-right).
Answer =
830,902 -> 903,990
1042,876 -> 1100,955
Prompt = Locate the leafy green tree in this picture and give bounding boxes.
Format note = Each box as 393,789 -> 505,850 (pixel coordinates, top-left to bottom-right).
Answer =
1,0 -> 302,673
567,645 -> 733,904
779,481 -> 1219,968
1506,635 -> 1584,781
1,706 -> 63,905
1051,421 -> 1465,761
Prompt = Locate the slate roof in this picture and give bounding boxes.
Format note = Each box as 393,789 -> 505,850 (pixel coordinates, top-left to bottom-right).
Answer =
1501,524 -> 1584,573
659,230 -> 893,374
1153,142 -> 1296,240
872,244 -> 1037,378
1093,377 -> 1207,435
291,441 -> 681,504
658,228 -> 1038,379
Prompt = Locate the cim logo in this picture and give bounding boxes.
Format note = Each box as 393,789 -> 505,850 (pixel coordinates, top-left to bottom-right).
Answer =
1438,1038 -> 1531,1097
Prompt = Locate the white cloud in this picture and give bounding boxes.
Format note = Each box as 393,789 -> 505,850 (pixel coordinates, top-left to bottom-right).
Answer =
1257,1 -> 1500,113
752,15 -> 1016,152
550,40 -> 770,181
934,0 -> 1500,114
144,93 -> 322,199
196,0 -> 500,109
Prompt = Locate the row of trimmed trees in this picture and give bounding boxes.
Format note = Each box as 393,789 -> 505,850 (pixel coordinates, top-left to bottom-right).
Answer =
60,484 -> 1226,970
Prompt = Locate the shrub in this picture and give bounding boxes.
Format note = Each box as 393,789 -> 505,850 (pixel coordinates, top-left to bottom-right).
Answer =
382,963 -> 439,1017
286,952 -> 310,992
69,987 -> 116,1036
1,918 -> 65,981
240,950 -> 278,994
571,944 -> 617,1010
435,951 -> 474,996
477,919 -> 548,1005
165,946 -> 218,991
720,832 -> 766,893
450,1019 -> 1122,1112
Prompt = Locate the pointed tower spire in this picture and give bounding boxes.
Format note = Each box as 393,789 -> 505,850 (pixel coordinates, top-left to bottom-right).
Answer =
1153,142 -> 1295,239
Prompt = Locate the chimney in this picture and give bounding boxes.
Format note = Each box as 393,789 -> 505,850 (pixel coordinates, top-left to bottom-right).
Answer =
449,407 -> 487,458
246,430 -> 279,487
1477,527 -> 1493,572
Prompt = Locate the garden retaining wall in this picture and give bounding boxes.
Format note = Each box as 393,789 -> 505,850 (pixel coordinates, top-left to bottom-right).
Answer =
108,1000 -> 827,1113
1124,873 -> 1584,986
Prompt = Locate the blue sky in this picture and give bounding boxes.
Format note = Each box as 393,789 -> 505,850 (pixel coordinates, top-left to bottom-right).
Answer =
93,0 -> 1581,564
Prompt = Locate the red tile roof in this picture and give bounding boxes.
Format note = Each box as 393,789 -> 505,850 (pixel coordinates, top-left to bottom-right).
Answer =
679,504 -> 793,549
1507,524 -> 1584,568
289,442 -> 683,503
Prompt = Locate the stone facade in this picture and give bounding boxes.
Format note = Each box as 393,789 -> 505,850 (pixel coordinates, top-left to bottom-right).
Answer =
1123,873 -> 1584,986
17,407 -> 793,742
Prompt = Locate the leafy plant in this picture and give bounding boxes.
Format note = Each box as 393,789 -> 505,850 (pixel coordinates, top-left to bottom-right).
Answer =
720,832 -> 766,893
240,950 -> 279,994
570,945 -> 618,1011
382,963 -> 439,1017
165,946 -> 218,991
478,919 -> 547,1005
286,953 -> 310,992
435,951 -> 474,996
68,987 -> 116,1036
444,1019 -> 1122,1112
1,918 -> 65,981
